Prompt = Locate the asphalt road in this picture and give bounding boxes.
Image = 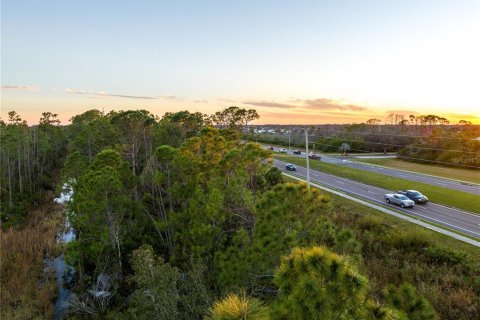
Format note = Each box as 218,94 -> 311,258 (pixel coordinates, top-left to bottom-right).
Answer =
271,148 -> 480,195
274,159 -> 480,239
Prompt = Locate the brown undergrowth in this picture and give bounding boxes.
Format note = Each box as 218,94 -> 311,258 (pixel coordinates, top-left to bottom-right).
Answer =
1,191 -> 64,319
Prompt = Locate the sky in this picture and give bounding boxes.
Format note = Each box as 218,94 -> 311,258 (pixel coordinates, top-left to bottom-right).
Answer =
1,0 -> 479,124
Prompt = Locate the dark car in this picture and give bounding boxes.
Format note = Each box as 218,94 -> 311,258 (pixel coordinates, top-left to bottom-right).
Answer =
286,164 -> 297,171
268,146 -> 274,150
397,190 -> 428,204
308,153 -> 321,160
293,150 -> 302,155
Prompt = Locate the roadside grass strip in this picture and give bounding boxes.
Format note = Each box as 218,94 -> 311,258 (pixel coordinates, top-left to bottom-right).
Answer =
351,157 -> 480,185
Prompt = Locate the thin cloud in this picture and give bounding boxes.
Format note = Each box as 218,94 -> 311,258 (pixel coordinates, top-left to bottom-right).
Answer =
194,99 -> 208,104
244,100 -> 297,109
243,98 -> 368,112
259,111 -> 371,124
1,85 -> 39,91
160,95 -> 184,101
302,98 -> 368,111
261,110 -> 368,118
64,88 -> 182,100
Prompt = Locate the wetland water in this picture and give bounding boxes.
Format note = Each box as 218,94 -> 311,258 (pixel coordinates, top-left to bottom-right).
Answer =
52,185 -> 75,320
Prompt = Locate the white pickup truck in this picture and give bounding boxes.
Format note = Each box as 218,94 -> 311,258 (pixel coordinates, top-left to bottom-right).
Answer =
384,193 -> 415,208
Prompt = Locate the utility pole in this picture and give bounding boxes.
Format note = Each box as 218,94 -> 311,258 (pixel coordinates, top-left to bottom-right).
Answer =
288,127 -> 291,151
305,130 -> 310,191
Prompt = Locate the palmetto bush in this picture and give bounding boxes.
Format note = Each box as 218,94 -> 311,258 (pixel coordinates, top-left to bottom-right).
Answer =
207,291 -> 269,320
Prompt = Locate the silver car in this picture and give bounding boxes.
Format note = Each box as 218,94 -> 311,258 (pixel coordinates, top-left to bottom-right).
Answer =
384,193 -> 415,208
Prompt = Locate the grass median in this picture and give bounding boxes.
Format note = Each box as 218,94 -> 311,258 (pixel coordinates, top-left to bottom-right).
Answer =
351,157 -> 480,184
275,153 -> 480,214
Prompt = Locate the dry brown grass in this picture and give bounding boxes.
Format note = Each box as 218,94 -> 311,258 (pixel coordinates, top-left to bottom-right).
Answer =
1,191 -> 63,319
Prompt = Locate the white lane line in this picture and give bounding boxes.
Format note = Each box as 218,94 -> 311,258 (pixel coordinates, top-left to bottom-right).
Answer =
430,203 -> 480,218
283,172 -> 480,247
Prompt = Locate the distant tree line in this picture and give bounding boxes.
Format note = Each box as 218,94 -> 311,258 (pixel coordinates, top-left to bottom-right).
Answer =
246,114 -> 480,168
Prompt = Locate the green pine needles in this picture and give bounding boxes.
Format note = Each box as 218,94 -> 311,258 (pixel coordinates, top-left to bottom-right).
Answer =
207,291 -> 269,320
272,246 -> 369,320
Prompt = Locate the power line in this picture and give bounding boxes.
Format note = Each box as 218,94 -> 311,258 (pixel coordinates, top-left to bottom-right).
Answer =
306,134 -> 480,155
298,141 -> 480,169
290,128 -> 480,141
279,132 -> 480,155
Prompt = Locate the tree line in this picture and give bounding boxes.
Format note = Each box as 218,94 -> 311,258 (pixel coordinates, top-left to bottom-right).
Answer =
247,114 -> 480,168
0,111 -> 67,225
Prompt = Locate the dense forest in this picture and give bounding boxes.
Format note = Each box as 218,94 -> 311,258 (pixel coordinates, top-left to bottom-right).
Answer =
248,115 -> 480,169
1,108 -> 479,319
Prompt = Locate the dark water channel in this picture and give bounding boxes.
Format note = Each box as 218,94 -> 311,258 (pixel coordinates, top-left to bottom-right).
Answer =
51,185 -> 75,320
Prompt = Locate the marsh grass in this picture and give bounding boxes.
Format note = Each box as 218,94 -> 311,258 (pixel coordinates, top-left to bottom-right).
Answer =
1,192 -> 63,319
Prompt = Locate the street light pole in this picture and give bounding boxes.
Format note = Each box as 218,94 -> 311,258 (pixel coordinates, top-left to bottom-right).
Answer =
288,127 -> 291,151
305,130 -> 310,191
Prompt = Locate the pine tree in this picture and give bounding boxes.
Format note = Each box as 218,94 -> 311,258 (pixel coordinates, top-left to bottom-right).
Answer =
385,283 -> 437,320
272,246 -> 369,320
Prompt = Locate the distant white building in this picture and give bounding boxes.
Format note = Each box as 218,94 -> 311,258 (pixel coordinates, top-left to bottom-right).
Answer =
254,128 -> 276,134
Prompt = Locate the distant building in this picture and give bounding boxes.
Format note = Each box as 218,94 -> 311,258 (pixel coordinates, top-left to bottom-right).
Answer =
254,128 -> 276,134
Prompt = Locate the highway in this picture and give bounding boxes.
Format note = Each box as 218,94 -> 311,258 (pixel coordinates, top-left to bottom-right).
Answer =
271,148 -> 480,195
274,159 -> 480,239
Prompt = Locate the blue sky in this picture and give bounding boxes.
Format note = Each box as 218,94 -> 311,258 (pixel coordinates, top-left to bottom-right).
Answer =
1,0 -> 479,123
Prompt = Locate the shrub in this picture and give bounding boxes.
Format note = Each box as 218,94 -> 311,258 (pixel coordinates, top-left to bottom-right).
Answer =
389,230 -> 432,250
424,247 -> 467,266
207,291 -> 268,320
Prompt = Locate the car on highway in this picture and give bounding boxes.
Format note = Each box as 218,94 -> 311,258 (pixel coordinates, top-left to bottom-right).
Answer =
293,150 -> 302,155
279,148 -> 288,153
397,190 -> 428,204
384,193 -> 414,208
286,164 -> 297,171
308,153 -> 321,160
268,146 -> 274,150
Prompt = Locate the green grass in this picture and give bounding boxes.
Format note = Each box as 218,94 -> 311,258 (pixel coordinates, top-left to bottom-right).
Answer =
351,158 -> 480,184
275,153 -> 480,214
